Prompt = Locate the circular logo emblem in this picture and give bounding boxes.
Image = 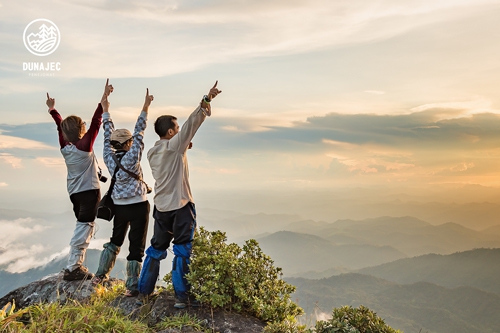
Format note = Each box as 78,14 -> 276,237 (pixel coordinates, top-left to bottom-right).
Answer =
23,19 -> 61,56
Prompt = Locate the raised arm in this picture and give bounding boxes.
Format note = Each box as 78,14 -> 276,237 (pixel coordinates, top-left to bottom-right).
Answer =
101,79 -> 116,169
46,92 -> 67,148
120,89 -> 153,170
176,81 -> 222,152
76,79 -> 111,152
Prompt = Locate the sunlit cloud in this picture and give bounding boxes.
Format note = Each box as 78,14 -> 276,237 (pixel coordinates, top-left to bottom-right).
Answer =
450,162 -> 475,172
323,139 -> 361,150
2,246 -> 69,273
221,125 -> 239,132
0,218 -> 48,245
364,90 -> 386,95
2,0 -> 496,79
3,245 -> 47,273
0,182 -> 7,187
410,98 -> 498,118
0,134 -> 54,150
0,154 -> 23,168
35,157 -> 65,168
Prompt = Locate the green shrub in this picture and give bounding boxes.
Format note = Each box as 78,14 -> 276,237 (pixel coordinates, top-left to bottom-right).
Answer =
314,305 -> 402,333
165,227 -> 304,329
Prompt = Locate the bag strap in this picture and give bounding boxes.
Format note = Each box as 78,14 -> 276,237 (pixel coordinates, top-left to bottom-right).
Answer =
107,165 -> 120,196
111,152 -> 150,189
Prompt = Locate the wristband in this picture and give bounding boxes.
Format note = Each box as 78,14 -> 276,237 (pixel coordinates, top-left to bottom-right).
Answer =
203,95 -> 211,103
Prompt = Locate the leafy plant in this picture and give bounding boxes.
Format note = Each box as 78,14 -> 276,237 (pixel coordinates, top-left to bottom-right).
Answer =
314,305 -> 403,333
165,227 -> 304,330
0,300 -> 27,331
1,300 -> 16,321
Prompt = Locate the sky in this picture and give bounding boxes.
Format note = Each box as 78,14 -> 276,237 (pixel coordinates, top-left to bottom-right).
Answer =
2,0 -> 500,272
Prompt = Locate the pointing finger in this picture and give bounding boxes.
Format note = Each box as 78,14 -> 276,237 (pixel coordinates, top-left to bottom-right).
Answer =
46,92 -> 50,99
106,78 -> 109,86
212,80 -> 218,89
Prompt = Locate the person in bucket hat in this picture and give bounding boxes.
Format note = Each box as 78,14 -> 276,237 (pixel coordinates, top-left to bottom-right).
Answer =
92,81 -> 153,297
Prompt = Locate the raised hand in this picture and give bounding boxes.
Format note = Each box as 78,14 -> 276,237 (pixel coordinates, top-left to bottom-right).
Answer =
208,80 -> 222,100
101,78 -> 113,112
104,78 -> 114,97
143,88 -> 154,112
46,92 -> 55,111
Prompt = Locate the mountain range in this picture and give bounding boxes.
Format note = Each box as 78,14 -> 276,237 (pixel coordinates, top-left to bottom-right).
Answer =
288,272 -> 500,333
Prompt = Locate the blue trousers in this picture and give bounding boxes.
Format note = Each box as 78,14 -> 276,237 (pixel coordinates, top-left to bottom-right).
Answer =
138,202 -> 196,298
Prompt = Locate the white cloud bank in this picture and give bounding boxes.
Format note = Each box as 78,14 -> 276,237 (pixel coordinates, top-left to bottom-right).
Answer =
1,0 -> 498,78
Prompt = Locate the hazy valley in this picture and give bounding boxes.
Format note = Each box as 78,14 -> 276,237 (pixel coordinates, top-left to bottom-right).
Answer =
2,187 -> 500,332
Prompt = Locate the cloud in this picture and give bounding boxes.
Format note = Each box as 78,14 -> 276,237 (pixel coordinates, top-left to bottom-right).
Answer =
0,153 -> 23,168
0,133 -> 55,150
410,98 -> 497,117
2,246 -> 69,273
221,125 -> 239,132
2,244 -> 47,273
0,123 -> 59,147
2,0 -> 497,79
0,182 -> 7,187
35,157 -> 65,168
0,218 -> 48,245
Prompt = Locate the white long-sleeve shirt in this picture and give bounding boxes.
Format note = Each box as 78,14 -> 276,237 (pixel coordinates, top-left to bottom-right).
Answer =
147,105 -> 210,212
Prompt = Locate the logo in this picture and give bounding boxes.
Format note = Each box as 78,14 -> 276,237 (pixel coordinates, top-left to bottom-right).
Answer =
23,19 -> 61,56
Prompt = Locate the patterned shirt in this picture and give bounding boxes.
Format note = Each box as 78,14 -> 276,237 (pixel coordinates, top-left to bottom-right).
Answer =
103,111 -> 148,205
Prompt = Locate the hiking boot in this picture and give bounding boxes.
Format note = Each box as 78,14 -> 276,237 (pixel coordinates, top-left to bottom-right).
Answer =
189,299 -> 201,307
91,275 -> 108,286
188,295 -> 201,307
124,289 -> 140,297
174,297 -> 187,309
63,266 -> 94,281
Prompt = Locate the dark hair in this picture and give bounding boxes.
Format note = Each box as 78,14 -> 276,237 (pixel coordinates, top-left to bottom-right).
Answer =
154,115 -> 177,137
61,115 -> 84,142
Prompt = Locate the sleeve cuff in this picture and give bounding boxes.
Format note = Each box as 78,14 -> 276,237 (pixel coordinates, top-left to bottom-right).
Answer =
200,105 -> 211,117
140,111 -> 148,120
102,112 -> 111,120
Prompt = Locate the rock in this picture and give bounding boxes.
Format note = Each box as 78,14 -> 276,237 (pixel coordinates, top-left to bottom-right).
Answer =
0,275 -> 267,333
0,273 -> 119,309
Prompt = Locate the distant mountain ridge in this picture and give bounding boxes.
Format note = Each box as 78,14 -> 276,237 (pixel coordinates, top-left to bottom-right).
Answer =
286,216 -> 500,257
288,272 -> 500,333
357,248 -> 500,294
256,230 -> 406,275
